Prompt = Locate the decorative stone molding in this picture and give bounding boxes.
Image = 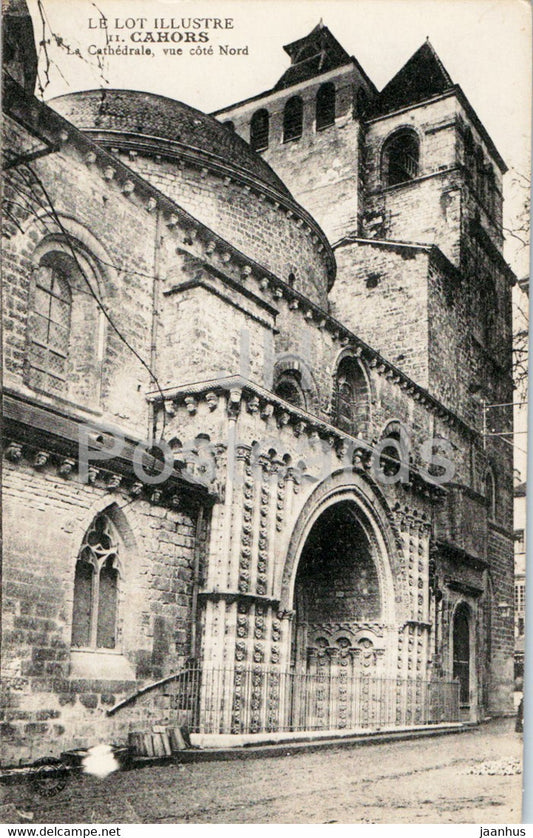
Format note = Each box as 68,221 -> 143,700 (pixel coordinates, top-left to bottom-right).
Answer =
227,388 -> 242,418
33,451 -> 49,469
247,396 -> 260,414
58,457 -> 75,477
184,396 -> 197,415
106,474 -> 122,491
150,489 -> 163,505
4,442 -> 22,462
205,391 -> 218,412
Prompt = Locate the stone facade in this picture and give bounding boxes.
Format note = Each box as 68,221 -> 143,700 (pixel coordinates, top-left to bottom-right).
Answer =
2,16 -> 515,763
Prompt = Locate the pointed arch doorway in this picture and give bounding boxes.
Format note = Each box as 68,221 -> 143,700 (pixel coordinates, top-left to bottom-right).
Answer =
286,496 -> 396,731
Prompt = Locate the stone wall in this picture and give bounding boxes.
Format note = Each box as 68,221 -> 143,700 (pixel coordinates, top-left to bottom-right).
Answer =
121,151 -> 332,307
1,455 -> 199,764
214,65 -> 371,244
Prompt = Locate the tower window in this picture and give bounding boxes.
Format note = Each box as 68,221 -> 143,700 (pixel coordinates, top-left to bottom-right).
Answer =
316,82 -> 336,131
72,512 -> 120,650
28,258 -> 72,394
250,109 -> 269,152
382,130 -> 420,186
283,96 -> 303,143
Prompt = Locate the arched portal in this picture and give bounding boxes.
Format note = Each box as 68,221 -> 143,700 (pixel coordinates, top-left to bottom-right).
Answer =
289,497 -> 392,681
452,603 -> 472,708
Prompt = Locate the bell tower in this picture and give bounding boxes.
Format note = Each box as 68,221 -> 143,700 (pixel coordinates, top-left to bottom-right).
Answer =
212,23 -> 376,243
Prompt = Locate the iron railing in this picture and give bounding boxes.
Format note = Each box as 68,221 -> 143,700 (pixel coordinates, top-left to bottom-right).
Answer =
152,665 -> 460,735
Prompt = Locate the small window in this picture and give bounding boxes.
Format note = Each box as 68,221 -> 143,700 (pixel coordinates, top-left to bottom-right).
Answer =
334,357 -> 370,435
283,96 -> 303,143
316,82 -> 335,131
382,130 -> 420,187
250,109 -> 269,152
223,120 -> 235,132
515,582 -> 525,612
378,430 -> 403,478
72,513 -> 120,651
28,259 -> 72,394
274,371 -> 306,409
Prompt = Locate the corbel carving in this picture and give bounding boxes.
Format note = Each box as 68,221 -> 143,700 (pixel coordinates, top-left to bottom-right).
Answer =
5,442 -> 23,462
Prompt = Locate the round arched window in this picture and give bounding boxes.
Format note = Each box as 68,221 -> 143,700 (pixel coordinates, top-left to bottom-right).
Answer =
382,130 -> 420,186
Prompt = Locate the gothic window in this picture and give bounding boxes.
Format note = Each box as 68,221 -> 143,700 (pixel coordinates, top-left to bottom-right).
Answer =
316,82 -> 335,131
283,96 -> 303,143
28,257 -> 72,394
333,357 -> 370,435
71,512 -> 121,650
250,109 -> 269,151
274,370 -> 306,409
382,129 -> 420,186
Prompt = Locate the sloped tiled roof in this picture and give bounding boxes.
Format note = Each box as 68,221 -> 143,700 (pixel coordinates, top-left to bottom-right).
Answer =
373,40 -> 454,116
274,24 -> 352,90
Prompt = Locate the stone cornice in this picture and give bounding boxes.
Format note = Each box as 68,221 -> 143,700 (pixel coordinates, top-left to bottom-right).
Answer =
148,375 -> 448,502
435,540 -> 488,573
3,390 -> 212,510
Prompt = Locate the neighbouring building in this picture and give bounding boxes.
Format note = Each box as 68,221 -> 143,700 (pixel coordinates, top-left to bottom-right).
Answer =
514,480 -> 526,680
2,7 -> 516,764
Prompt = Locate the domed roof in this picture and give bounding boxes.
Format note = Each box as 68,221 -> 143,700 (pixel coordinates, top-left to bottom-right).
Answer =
50,89 -> 290,197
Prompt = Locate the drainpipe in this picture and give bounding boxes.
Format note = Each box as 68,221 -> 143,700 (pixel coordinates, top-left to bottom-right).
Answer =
149,207 -> 163,442
190,504 -> 205,660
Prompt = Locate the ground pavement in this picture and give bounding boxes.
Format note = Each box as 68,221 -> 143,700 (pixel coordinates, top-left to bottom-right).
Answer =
1,718 -> 523,824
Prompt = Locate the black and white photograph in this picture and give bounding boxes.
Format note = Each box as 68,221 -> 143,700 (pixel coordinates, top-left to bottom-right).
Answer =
1,0 -> 531,825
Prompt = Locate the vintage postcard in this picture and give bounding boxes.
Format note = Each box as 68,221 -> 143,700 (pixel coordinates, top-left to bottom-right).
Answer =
1,0 -> 530,826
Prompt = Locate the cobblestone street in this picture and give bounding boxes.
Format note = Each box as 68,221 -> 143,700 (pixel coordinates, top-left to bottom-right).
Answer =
1,720 -> 523,824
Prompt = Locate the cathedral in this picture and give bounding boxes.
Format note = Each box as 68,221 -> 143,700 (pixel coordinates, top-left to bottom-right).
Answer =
2,3 -> 515,763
